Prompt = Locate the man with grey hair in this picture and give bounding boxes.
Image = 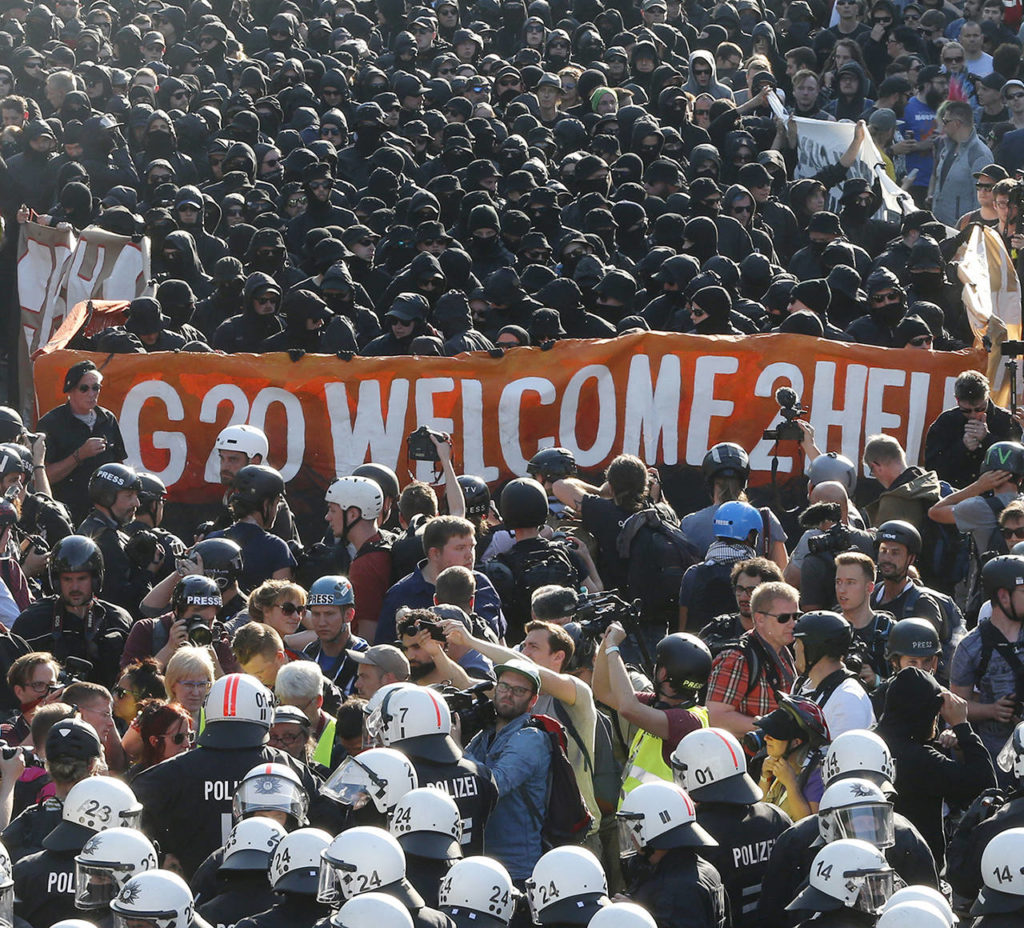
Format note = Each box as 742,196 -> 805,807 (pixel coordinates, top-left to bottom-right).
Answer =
275,661 -> 340,767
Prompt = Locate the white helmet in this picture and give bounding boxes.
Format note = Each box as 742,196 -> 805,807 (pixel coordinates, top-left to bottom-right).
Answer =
787,839 -> 893,915
876,902 -> 954,928
232,762 -> 309,826
369,687 -> 457,762
0,851 -> 12,928
331,892 -> 414,928
200,674 -> 273,748
882,887 -> 956,928
51,922 -> 99,928
215,424 -> 269,461
364,682 -> 417,718
617,782 -> 716,857
670,728 -> 762,804
109,870 -> 195,928
47,776 -> 144,852
219,817 -> 288,873
389,787 -> 463,860
587,903 -> 656,928
321,747 -> 418,813
816,778 -> 894,849
269,828 -> 333,895
974,826 -> 1024,916
823,730 -> 896,790
439,856 -> 518,927
0,837 -> 12,875
996,719 -> 1024,780
526,847 -> 609,926
326,477 -> 384,521
75,827 -> 159,911
319,826 -> 414,907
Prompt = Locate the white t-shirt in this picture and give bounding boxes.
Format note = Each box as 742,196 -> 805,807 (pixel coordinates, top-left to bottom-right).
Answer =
799,675 -> 875,739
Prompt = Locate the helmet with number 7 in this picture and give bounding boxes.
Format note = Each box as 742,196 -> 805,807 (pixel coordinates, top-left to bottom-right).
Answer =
526,847 -> 609,926
332,893 -> 415,928
369,686 -> 457,762
233,762 -> 309,828
438,856 -> 518,928
109,870 -> 195,928
74,827 -> 159,911
787,839 -> 893,915
670,728 -> 762,804
45,776 -> 144,852
318,826 -> 419,907
199,673 -> 274,749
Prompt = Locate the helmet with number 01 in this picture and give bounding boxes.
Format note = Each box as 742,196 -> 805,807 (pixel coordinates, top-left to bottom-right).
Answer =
816,778 -> 894,848
219,817 -> 288,873
109,870 -> 195,928
881,887 -> 956,928
215,424 -> 269,461
439,856 -> 518,928
388,787 -> 462,860
232,762 -> 309,827
587,903 -> 657,928
670,728 -> 762,804
331,892 -> 415,928
321,747 -> 418,813
616,782 -> 716,857
368,687 -> 456,762
75,827 -> 159,910
876,902 -> 952,928
318,826 -> 416,907
270,828 -> 333,895
787,839 -> 893,915
525,847 -> 609,926
200,674 -> 274,748
46,776 -> 144,852
823,730 -> 896,791
973,826 -> 1024,915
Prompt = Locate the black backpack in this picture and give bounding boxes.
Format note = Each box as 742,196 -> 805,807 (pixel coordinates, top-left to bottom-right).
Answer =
490,542 -> 579,627
519,713 -> 594,849
616,508 -> 699,623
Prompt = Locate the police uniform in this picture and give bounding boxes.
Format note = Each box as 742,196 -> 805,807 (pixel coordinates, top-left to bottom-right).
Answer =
627,846 -> 727,928
2,798 -> 62,863
409,751 -> 498,857
235,895 -> 332,928
197,873 -> 278,928
132,743 -> 322,877
405,855 -> 453,909
757,812 -> 938,927
696,800 -> 794,928
13,846 -> 79,927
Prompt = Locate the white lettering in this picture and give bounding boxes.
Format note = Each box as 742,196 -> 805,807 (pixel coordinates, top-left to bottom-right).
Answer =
749,363 -> 805,473
863,367 -> 906,444
461,379 -> 499,482
560,365 -> 616,467
249,388 -> 306,482
905,372 -> 932,465
119,381 -> 187,485
47,872 -> 75,893
809,361 -> 868,475
324,379 -> 409,476
622,354 -> 681,465
497,378 -> 556,474
685,355 -> 739,465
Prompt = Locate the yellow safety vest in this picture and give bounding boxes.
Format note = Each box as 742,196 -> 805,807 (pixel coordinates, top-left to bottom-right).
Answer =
313,717 -> 336,767
618,705 -> 709,807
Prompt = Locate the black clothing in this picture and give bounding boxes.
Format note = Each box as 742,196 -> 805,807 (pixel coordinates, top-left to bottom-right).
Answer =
197,874 -> 279,928
409,752 -> 498,857
234,895 -> 332,928
924,400 -> 1023,489
627,847 -> 727,928
2,798 -> 62,864
406,855 -> 454,909
78,507 -> 152,613
13,846 -> 80,927
948,791 -> 1024,901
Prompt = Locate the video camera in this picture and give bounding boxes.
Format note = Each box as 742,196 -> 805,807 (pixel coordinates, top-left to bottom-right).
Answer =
574,591 -> 643,641
763,387 -> 805,442
807,523 -> 854,556
407,426 -> 447,462
434,680 -> 496,742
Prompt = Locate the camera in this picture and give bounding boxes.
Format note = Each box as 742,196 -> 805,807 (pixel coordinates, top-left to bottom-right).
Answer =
397,613 -> 447,642
58,656 -> 93,687
845,651 -> 865,674
1001,341 -> 1024,358
187,618 -> 213,647
407,426 -> 446,462
763,387 -> 806,442
0,742 -> 43,769
125,529 -> 160,569
574,592 -> 642,640
435,680 -> 496,742
807,523 -> 854,556
20,492 -> 72,542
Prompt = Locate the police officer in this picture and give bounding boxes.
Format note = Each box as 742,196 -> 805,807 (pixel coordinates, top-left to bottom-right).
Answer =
321,746 -> 419,829
78,462 -> 157,611
523,846 -> 610,927
437,856 -> 518,928
73,826 -> 159,917
110,869 -> 216,928
333,893 -> 415,928
869,619 -> 942,716
371,686 -> 497,856
388,788 -> 463,908
616,782 -> 726,928
2,718 -> 103,864
12,536 -> 132,687
318,826 -> 455,928
785,839 -> 893,928
594,629 -> 710,804
131,673 -> 320,877
671,728 -> 793,927
13,776 -> 143,927
195,818 -> 286,925
968,827 -> 1024,927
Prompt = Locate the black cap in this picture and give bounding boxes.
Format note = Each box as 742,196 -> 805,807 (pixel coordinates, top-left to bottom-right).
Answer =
973,163 -> 1009,181
45,718 -> 103,761
63,360 -> 99,393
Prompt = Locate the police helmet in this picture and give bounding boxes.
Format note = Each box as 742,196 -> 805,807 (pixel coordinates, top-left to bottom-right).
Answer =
233,762 -> 309,827
332,893 -> 415,928
438,857 -> 517,928
982,554 -> 1024,599
525,847 -> 609,926
884,618 -> 940,661
881,887 -> 956,928
388,787 -> 462,860
270,828 -> 333,895
352,463 -> 401,502
823,730 -> 896,791
816,778 -> 894,848
456,475 -> 490,519
190,537 -> 243,590
308,575 -> 355,608
499,477 -> 549,529
712,501 -> 761,543
229,464 -> 285,508
325,476 -> 384,521
199,674 -> 273,748
972,827 -> 1024,915
792,611 -> 853,668
787,839 -> 893,914
215,424 -> 269,461
670,728 -> 762,804
171,574 -> 222,617
74,827 -> 158,911
219,817 -> 288,873
587,904 -> 656,928
874,520 -> 921,555
49,535 -> 104,590
617,782 -> 716,853
318,827 -> 413,906
88,463 -> 142,509
807,452 -> 857,493
876,902 -> 952,928
702,443 -> 750,485
654,633 -> 712,698
321,747 -> 418,814
109,870 -> 195,928
527,447 -> 578,482
996,719 -> 1024,781
46,776 -> 143,852
981,441 -> 1024,478
368,687 -> 457,763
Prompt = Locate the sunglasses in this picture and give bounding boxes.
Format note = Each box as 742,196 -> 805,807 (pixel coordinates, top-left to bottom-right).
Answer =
277,602 -> 307,615
732,204 -> 753,214
226,208 -> 244,216
78,383 -> 101,393
254,296 -> 278,305
943,55 -> 964,63
1009,92 -> 1024,101
1004,527 -> 1024,539
287,197 -> 306,208
309,180 -> 333,190
977,182 -> 995,189
439,67 -> 455,75
160,730 -> 195,746
909,335 -> 933,346
113,686 -> 136,699
693,68 -> 712,76
873,16 -> 892,22
763,610 -> 802,623
871,292 -> 898,304
694,108 -> 710,116
323,88 -> 342,95
150,174 -> 172,183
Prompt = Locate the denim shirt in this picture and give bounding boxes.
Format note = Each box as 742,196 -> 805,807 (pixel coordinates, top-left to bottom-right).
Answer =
465,713 -> 552,879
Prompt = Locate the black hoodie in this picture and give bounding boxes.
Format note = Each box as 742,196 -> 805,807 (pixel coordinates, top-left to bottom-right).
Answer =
213,272 -> 285,352
434,291 -> 495,355
157,230 -> 214,299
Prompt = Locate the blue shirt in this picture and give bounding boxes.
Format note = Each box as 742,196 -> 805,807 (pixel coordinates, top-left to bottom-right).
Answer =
903,96 -> 937,186
209,522 -> 297,591
465,714 -> 552,879
374,562 -> 506,643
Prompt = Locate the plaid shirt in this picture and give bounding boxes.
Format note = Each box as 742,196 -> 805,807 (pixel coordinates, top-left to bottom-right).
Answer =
707,631 -> 796,719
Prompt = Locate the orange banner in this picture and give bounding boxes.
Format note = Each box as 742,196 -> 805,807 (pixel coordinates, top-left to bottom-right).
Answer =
32,301 -> 985,503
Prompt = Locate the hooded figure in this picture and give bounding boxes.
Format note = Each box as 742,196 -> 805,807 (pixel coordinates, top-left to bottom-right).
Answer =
877,667 -> 995,871
245,227 -> 305,290
434,290 -> 495,355
155,230 -> 214,299
213,272 -> 285,352
173,185 -> 229,272
262,289 -> 334,353
194,256 -> 246,340
50,180 -> 96,231
844,267 -> 905,346
320,261 -> 382,349
79,114 -> 140,197
824,62 -> 873,122
362,292 -> 440,356
640,253 -> 701,331
684,49 -> 734,100
6,119 -> 59,211
136,110 -> 197,185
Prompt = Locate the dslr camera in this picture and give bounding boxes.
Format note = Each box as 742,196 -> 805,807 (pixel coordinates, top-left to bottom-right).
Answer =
0,742 -> 43,769
187,618 -> 213,647
763,387 -> 806,442
407,426 -> 447,462
397,612 -> 447,642
574,592 -> 642,641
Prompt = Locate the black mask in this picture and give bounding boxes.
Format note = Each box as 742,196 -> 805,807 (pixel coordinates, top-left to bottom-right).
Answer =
871,298 -> 903,327
146,129 -> 174,155
469,235 -> 499,257
910,270 -> 942,295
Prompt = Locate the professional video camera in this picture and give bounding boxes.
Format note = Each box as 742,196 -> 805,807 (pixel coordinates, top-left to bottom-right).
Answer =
807,523 -> 855,556
433,680 -> 496,742
574,592 -> 643,641
763,387 -> 805,442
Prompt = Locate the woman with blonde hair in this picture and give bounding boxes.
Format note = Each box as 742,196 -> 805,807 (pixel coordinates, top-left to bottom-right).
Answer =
244,580 -> 314,656
164,646 -> 215,728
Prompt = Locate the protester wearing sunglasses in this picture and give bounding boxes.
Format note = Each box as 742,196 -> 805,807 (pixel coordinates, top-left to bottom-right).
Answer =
129,699 -> 195,779
245,579 -> 315,655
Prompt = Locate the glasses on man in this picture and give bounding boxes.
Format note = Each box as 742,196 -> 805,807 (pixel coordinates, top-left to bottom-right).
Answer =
1008,92 -> 1024,101
731,204 -> 753,215
943,55 -> 964,63
495,680 -> 534,698
269,730 -> 306,747
870,291 -> 898,304
178,680 -> 212,691
693,68 -> 712,76
762,610 -> 802,623
254,296 -> 278,307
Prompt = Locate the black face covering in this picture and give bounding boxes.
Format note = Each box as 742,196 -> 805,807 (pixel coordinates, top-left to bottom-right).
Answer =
355,126 -> 385,154
910,271 -> 943,297
561,252 -> 584,276
146,129 -> 175,157
325,292 -> 355,316
262,165 -> 284,185
469,235 -> 499,258
163,251 -> 184,272
808,240 -> 827,255
253,251 -> 283,273
638,144 -> 660,165
218,280 -> 244,299
843,203 -> 872,223
576,175 -> 611,197
871,298 -> 904,327
531,208 -> 560,237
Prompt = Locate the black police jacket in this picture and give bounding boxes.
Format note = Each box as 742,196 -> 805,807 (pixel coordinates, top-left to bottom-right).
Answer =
236,895 -> 332,928
696,801 -> 794,928
2,799 -> 62,864
13,846 -> 79,927
628,847 -> 727,928
197,875 -> 279,928
757,812 -> 938,928
948,792 -> 1024,901
409,752 -> 498,857
132,743 -> 322,878
78,508 -> 153,614
12,596 -> 131,688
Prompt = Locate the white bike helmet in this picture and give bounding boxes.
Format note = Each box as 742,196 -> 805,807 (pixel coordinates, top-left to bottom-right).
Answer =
325,477 -> 384,521
74,827 -> 159,911
215,424 -> 269,461
388,787 -> 463,860
321,747 -> 418,813
670,728 -> 762,804
787,839 -> 893,915
439,856 -> 518,928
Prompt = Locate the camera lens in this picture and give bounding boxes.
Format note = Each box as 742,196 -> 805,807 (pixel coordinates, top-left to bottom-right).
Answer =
188,621 -> 213,646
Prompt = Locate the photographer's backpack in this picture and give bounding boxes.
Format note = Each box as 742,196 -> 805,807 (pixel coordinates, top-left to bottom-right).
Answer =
521,713 -> 594,849
616,507 -> 699,623
489,542 -> 579,632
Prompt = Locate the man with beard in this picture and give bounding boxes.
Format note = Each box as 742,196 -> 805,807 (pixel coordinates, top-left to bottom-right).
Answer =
398,608 -> 474,687
699,557 -> 784,656
901,66 -> 945,207
302,575 -> 367,696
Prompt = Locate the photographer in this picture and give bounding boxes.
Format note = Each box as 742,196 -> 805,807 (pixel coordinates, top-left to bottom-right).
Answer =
121,574 -> 239,676
123,472 -> 187,584
834,553 -> 896,690
398,607 -> 475,689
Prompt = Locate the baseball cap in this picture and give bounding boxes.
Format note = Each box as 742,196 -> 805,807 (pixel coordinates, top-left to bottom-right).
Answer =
494,658 -> 541,693
974,163 -> 1009,181
1004,79 -> 1024,96
346,644 -> 411,678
